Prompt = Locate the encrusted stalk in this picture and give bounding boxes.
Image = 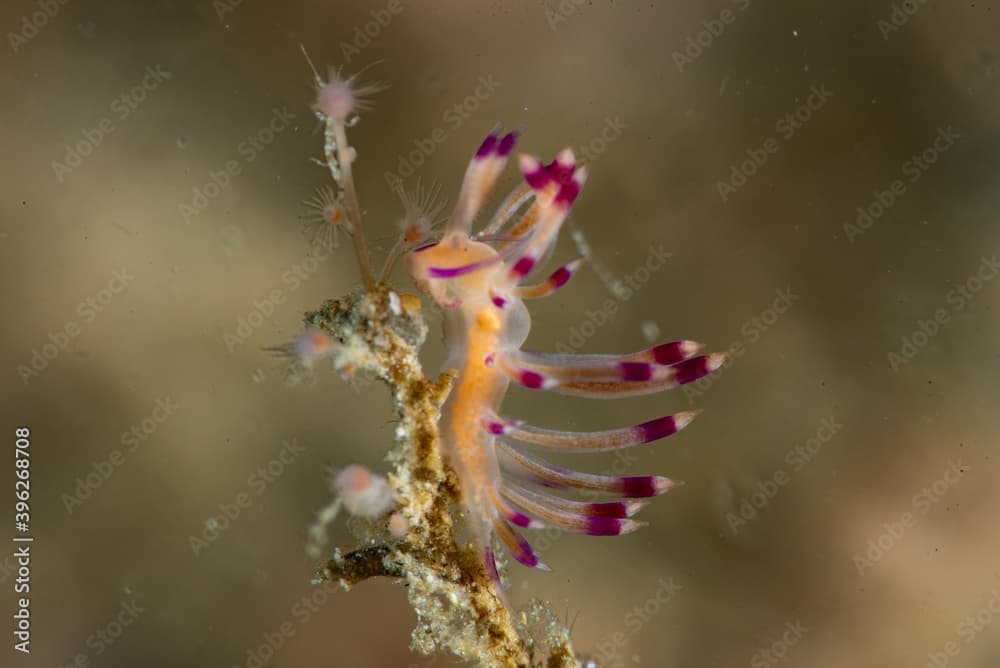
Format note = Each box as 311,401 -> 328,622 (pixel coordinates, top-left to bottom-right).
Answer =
305,287 -> 576,668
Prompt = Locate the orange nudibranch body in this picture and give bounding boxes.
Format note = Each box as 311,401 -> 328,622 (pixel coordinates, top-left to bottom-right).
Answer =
408,129 -> 724,578
410,232 -> 530,558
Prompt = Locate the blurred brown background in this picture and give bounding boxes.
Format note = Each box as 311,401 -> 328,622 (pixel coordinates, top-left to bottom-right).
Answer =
3,1 -> 999,666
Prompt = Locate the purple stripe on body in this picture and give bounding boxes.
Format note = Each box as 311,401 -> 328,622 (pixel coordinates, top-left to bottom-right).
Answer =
428,265 -> 472,278
428,253 -> 500,278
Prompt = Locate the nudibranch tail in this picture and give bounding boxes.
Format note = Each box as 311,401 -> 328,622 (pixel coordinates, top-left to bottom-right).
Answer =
406,127 -> 723,591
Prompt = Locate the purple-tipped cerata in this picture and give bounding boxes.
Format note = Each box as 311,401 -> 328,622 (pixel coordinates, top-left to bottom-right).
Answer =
406,129 -> 723,591
497,131 -> 518,157
520,154 -> 550,189
475,131 -> 499,158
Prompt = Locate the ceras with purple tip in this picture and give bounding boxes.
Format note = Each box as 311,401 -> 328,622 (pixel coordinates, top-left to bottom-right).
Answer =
406,125 -> 724,588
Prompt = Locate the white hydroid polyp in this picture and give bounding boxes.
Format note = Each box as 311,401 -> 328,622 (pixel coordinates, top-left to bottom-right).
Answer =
301,45 -> 386,122
334,464 -> 397,518
314,67 -> 386,121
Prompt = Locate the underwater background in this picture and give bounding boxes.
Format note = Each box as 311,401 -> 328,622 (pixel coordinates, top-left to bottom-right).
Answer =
3,0 -> 999,666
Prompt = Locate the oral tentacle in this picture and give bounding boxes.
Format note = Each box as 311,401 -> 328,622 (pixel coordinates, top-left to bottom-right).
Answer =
481,181 -> 535,236
447,128 -> 519,235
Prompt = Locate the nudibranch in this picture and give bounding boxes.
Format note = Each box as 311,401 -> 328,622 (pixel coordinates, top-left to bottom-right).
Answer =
407,129 -> 724,580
